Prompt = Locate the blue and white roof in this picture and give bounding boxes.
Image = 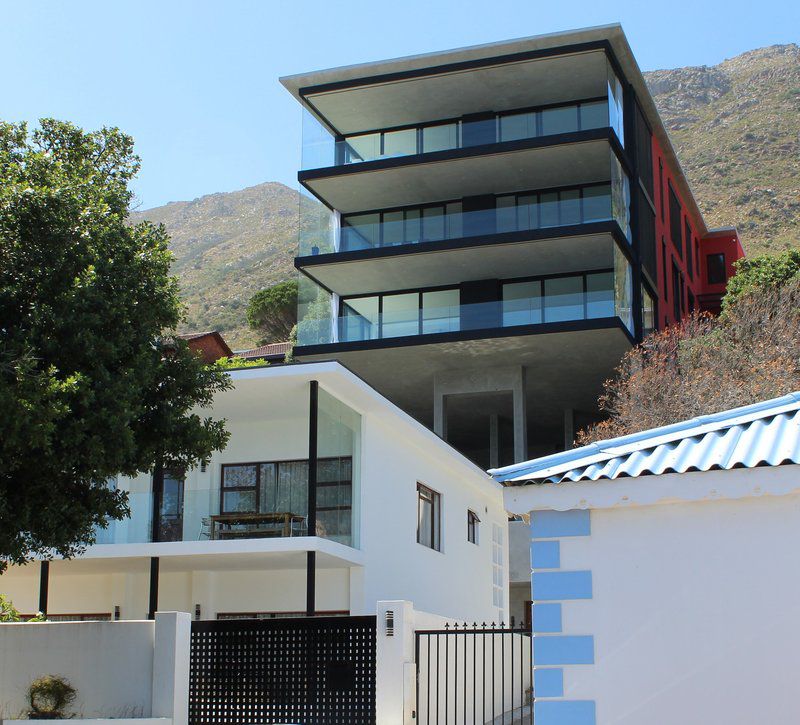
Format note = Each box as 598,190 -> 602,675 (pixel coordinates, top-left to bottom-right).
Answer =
491,392 -> 800,485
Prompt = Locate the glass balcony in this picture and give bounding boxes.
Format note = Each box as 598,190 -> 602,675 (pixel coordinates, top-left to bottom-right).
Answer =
298,151 -> 631,257
297,249 -> 634,347
300,59 -> 626,172
93,391 -> 361,555
302,98 -> 609,172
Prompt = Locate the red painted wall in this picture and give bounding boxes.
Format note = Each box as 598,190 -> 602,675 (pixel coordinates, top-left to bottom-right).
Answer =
649,136 -> 744,327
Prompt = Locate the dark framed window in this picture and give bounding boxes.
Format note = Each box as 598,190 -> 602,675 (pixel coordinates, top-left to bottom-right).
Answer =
707,253 -> 727,285
672,260 -> 682,320
695,239 -> 700,277
634,102 -> 653,199
688,290 -> 696,312
219,458 -> 352,540
638,187 -> 656,281
685,219 -> 694,279
658,159 -> 665,221
417,483 -> 441,551
642,283 -> 657,335
662,238 -> 668,301
668,184 -> 683,258
467,510 -> 480,544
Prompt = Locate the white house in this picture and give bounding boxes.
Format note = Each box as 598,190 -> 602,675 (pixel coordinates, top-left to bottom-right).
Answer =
1,361 -> 508,625
496,392 -> 800,725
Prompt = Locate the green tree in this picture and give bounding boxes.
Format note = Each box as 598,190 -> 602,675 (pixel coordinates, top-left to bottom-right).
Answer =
722,249 -> 800,310
0,120 -> 231,569
246,279 -> 298,343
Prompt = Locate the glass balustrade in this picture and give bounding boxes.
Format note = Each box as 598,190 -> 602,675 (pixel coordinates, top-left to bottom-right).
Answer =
91,474 -> 355,548
298,160 -> 632,257
335,271 -> 617,344
301,96 -> 614,172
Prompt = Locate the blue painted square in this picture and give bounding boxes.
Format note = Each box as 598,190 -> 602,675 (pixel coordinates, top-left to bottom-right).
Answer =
531,510 -> 590,539
533,603 -> 562,632
533,571 -> 592,600
534,700 -> 596,725
532,540 -> 560,569
534,668 -> 564,697
534,635 -> 594,665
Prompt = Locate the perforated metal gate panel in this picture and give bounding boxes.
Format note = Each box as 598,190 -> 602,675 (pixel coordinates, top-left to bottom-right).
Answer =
189,615 -> 376,725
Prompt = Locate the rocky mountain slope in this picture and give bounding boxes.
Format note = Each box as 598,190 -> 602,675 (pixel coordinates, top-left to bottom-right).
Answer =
131,182 -> 298,348
134,44 -> 799,345
644,43 -> 800,253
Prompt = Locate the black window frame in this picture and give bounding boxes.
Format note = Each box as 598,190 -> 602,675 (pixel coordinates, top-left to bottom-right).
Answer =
685,219 -> 694,279
219,457 -> 352,519
707,253 -> 727,285
417,482 -> 441,551
672,259 -> 682,321
668,183 -> 683,258
467,510 -> 480,545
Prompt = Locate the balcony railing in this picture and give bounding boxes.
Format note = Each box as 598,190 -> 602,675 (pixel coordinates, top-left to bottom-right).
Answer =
336,272 -> 615,343
337,183 -> 629,253
298,152 -> 631,258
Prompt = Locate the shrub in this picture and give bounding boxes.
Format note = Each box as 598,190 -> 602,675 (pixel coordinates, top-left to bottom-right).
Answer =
27,675 -> 77,719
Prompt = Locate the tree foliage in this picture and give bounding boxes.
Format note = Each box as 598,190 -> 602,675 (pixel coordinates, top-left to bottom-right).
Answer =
0,120 -> 231,569
246,279 -> 297,343
578,275 -> 800,444
722,249 -> 800,310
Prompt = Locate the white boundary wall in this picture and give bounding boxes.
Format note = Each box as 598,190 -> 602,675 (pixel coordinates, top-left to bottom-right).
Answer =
0,612 -> 189,725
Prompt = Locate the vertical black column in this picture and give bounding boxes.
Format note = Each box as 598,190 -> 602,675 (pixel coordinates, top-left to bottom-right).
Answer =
148,556 -> 159,620
623,79 -> 644,342
306,380 -> 319,617
151,463 -> 163,543
38,560 -> 49,617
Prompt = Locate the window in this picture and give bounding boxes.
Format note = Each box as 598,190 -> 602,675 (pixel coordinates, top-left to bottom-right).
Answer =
634,102 -> 654,199
382,293 -> 419,338
417,483 -> 441,551
422,289 -> 459,334
221,464 -> 257,513
541,105 -> 578,136
658,159 -> 664,221
668,184 -> 683,257
586,272 -> 615,318
467,510 -> 480,544
544,276 -> 583,322
503,281 -> 542,326
638,187 -> 657,281
422,123 -> 457,153
672,260 -> 683,320
492,524 -> 505,616
383,128 -> 417,157
662,238 -> 668,301
685,219 -> 694,279
642,284 -> 656,335
707,253 -> 727,284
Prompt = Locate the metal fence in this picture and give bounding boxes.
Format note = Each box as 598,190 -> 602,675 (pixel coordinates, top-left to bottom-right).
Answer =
189,615 -> 376,725
415,622 -> 533,724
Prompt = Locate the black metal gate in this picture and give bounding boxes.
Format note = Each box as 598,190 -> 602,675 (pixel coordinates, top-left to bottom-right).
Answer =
189,615 -> 377,725
415,623 -> 533,724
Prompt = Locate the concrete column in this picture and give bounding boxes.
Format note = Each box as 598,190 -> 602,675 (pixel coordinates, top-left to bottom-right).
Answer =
434,366 -> 528,463
152,611 -> 191,725
489,414 -> 500,469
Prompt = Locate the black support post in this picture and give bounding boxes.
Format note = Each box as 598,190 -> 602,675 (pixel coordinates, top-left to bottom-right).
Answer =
306,380 -> 319,617
148,556 -> 159,620
38,560 -> 49,617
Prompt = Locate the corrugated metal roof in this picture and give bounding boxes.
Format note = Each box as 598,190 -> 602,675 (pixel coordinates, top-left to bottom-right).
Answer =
490,392 -> 800,485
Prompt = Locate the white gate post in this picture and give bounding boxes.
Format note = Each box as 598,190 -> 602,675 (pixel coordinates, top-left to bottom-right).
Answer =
376,600 -> 416,725
152,611 -> 191,725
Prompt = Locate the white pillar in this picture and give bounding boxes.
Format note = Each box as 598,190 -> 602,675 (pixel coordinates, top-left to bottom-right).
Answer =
152,611 -> 191,725
376,600 -> 416,725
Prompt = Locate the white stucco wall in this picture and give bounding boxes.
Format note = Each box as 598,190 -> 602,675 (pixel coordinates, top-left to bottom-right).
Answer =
0,621 -> 155,719
358,408 -> 508,623
506,464 -> 800,725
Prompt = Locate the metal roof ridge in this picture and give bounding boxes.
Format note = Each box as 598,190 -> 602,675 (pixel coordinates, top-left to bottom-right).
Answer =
489,392 -> 800,481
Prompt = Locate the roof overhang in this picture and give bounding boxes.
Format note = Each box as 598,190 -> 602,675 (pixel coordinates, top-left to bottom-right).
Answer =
281,23 -> 709,235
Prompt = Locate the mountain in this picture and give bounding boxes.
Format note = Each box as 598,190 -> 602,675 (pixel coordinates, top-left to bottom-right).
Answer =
130,182 -> 299,349
134,44 -> 800,345
644,44 -> 800,253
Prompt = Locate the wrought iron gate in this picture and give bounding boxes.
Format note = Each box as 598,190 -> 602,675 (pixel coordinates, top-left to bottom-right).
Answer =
415,622 -> 533,724
189,615 -> 376,725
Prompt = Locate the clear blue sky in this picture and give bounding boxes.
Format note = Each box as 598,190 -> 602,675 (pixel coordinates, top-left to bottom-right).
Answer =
3,0 -> 797,210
